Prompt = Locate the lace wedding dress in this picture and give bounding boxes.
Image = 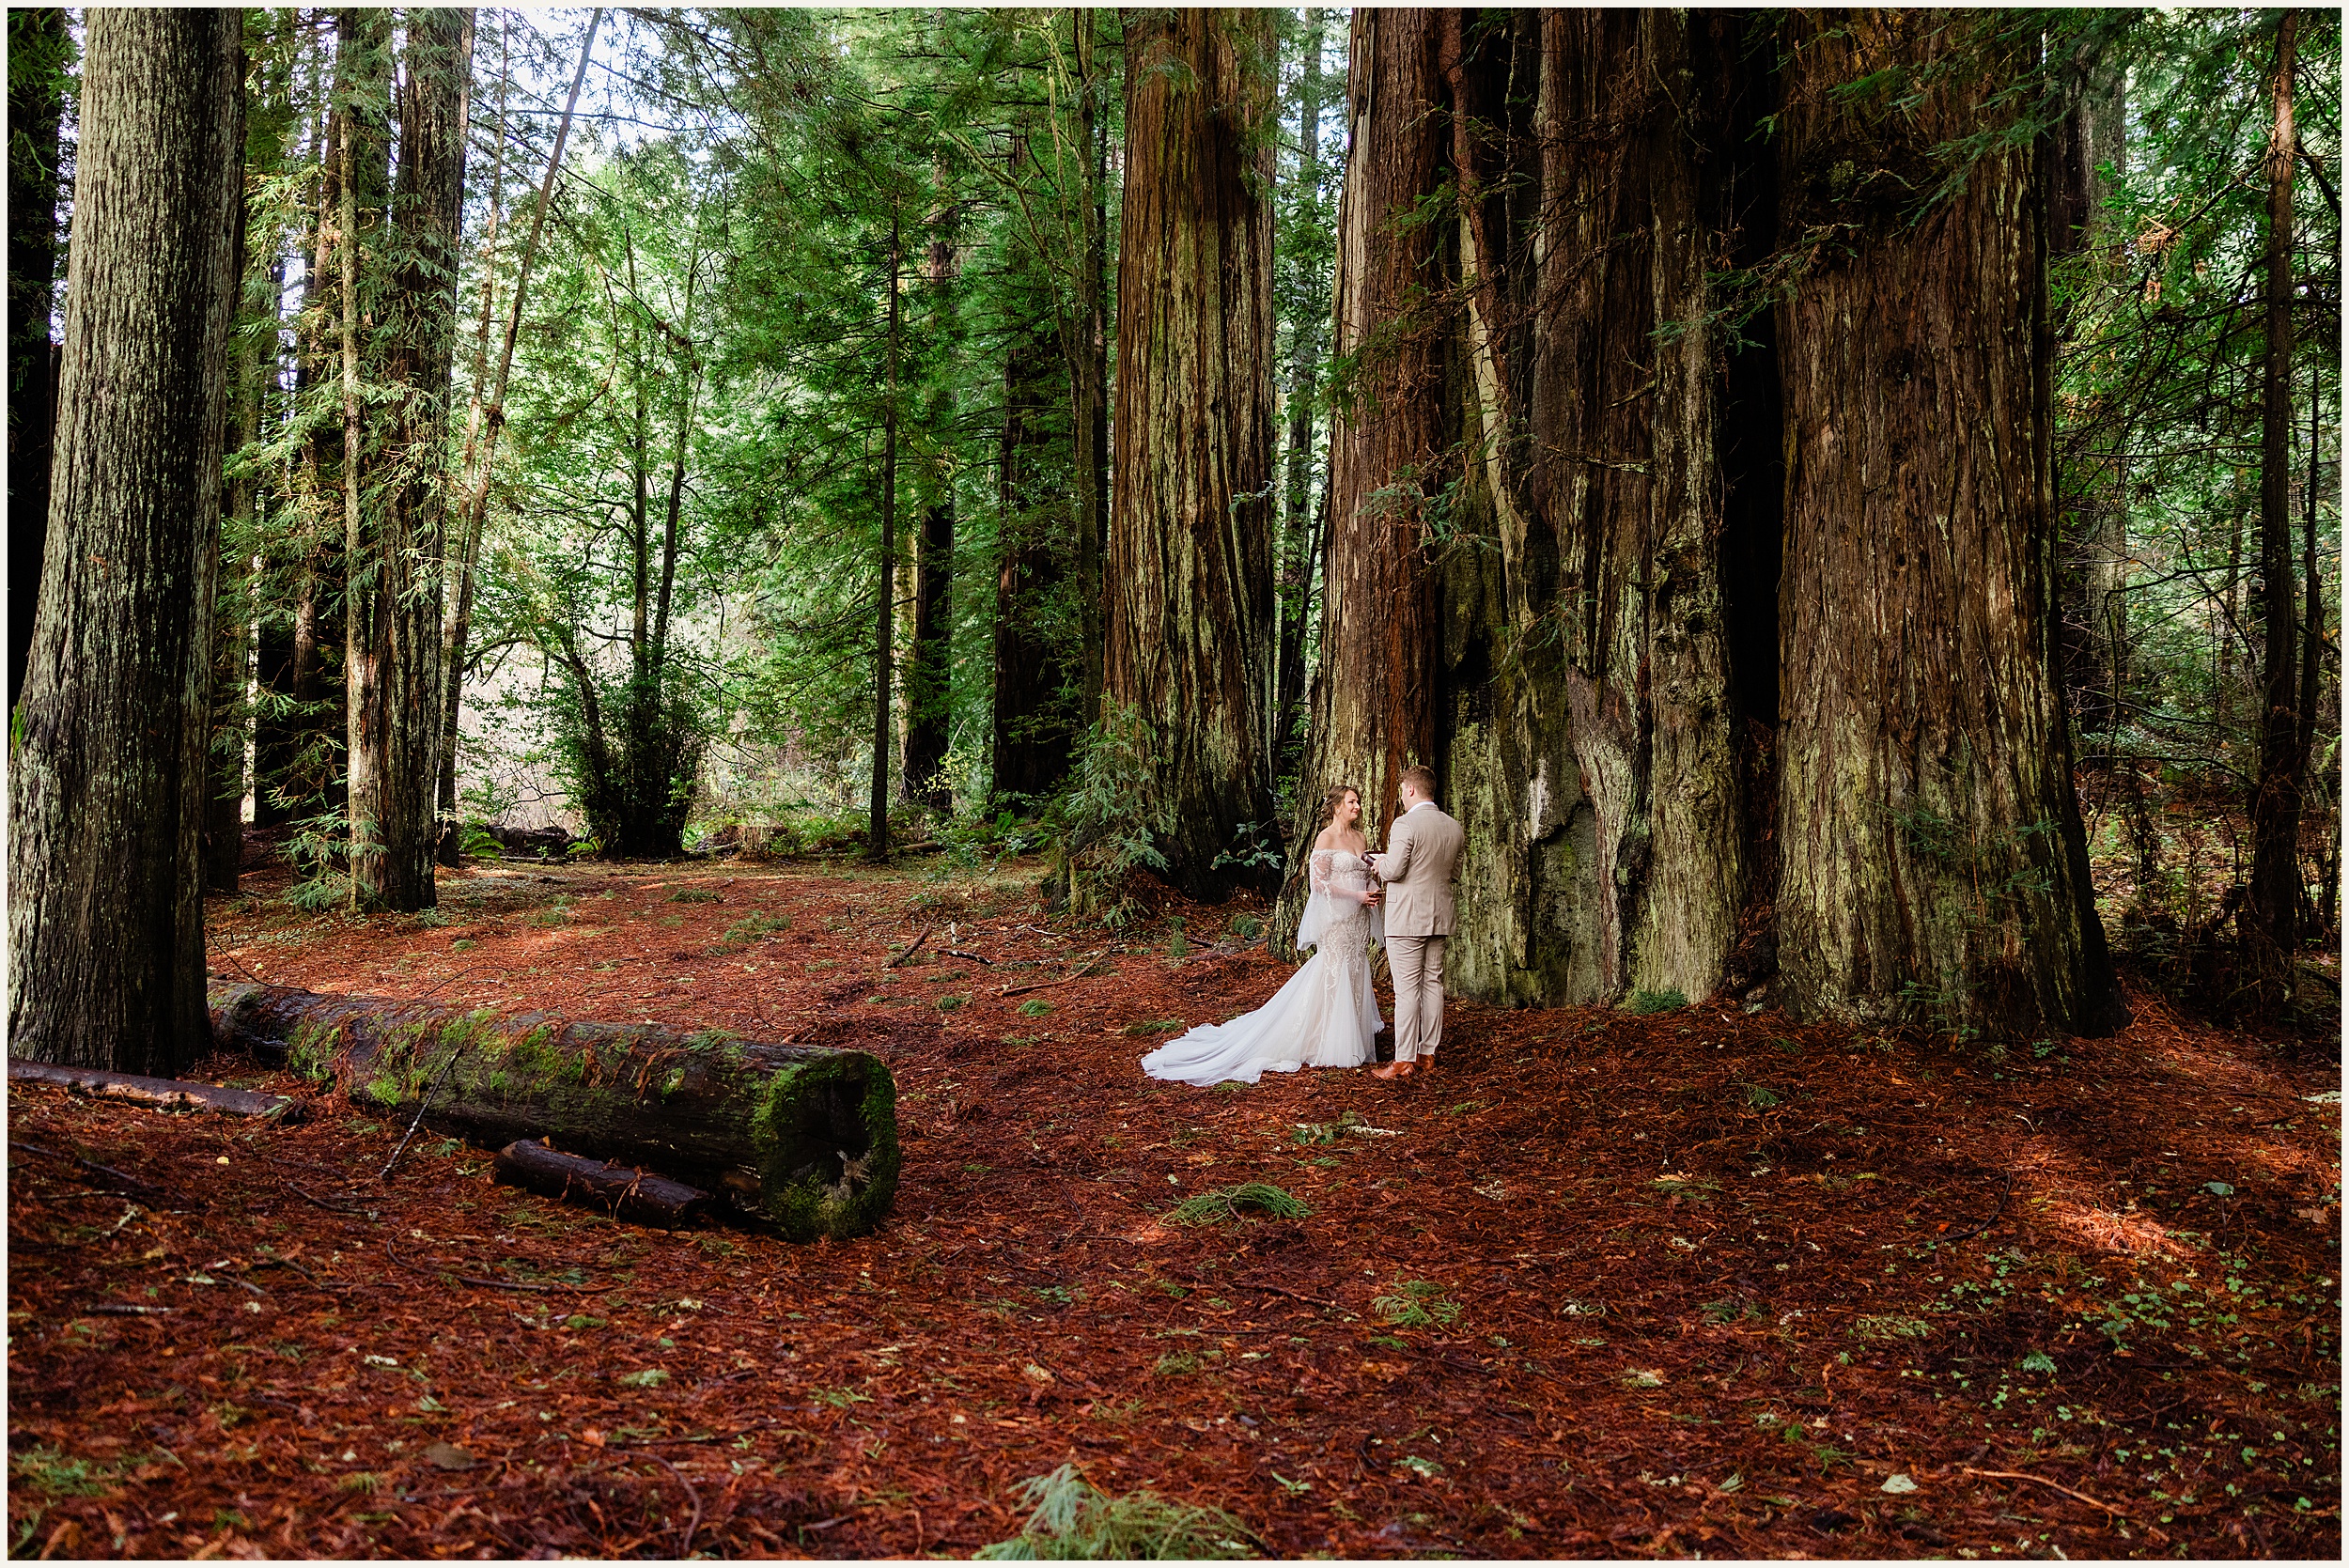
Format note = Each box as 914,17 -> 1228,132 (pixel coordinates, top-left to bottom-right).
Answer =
1139,849 -> 1384,1086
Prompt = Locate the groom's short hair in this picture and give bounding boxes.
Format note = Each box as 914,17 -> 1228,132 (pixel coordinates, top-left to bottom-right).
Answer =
1398,765 -> 1438,799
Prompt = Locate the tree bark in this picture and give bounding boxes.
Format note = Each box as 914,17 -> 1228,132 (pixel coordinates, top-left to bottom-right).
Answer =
7,8 -> 243,1075
903,489 -> 955,807
347,8 -> 470,913
1107,7 -> 1280,898
7,6 -> 67,713
1773,9 -> 2121,1038
210,983 -> 900,1242
2246,8 -> 2303,1005
1280,6 -> 1448,952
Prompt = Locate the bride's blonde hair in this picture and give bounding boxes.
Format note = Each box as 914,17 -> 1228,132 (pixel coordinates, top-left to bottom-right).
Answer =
1316,784 -> 1362,836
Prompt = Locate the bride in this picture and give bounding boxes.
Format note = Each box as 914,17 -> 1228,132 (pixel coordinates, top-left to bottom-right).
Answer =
1140,784 -> 1384,1086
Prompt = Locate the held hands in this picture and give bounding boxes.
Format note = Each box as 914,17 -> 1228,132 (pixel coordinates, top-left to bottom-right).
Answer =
1361,887 -> 1382,908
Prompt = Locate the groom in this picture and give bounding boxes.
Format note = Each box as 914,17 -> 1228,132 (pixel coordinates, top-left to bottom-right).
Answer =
1365,765 -> 1462,1082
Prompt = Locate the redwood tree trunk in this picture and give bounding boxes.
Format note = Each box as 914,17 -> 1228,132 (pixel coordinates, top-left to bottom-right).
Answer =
903,489 -> 955,808
2246,9 -> 2303,1005
349,8 -> 470,912
1281,6 -> 1447,948
6,8 -> 243,1075
1772,10 -> 2121,1038
1107,7 -> 1280,898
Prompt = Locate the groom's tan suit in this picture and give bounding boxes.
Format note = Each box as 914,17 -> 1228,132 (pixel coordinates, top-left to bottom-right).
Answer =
1379,800 -> 1463,1064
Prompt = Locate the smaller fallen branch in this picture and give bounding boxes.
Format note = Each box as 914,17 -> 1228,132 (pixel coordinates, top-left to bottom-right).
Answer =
8,1061 -> 295,1118
1961,1467 -> 2132,1518
1942,1171 -> 2015,1245
886,924 -> 938,970
940,948 -> 994,966
998,952 -> 1111,999
381,1044 -> 472,1181
492,1141 -> 709,1228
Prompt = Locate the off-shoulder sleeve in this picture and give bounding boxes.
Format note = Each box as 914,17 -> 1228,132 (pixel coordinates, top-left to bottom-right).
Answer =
1309,848 -> 1337,897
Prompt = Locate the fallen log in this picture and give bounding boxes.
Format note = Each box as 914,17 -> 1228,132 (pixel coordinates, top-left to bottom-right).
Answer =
8,1060 -> 299,1119
492,1141 -> 710,1229
208,983 -> 897,1241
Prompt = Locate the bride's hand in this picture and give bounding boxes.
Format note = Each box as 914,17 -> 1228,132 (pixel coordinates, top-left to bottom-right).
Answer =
1361,887 -> 1381,908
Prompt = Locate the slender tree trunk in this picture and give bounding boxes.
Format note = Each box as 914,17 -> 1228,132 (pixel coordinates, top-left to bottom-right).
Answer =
1106,7 -> 1280,897
440,14 -> 511,865
2297,370 -> 2326,942
904,491 -> 955,807
1773,10 -> 2121,1038
2247,8 -> 2303,1004
993,273 -> 1074,801
7,6 -> 67,713
867,209 -> 903,861
7,8 -> 243,1074
444,9 -> 599,850
207,241 -> 268,895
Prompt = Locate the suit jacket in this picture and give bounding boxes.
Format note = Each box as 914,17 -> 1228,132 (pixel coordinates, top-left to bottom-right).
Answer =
1379,803 -> 1463,937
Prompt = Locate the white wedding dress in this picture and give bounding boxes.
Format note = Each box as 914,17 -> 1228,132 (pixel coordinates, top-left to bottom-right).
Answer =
1140,848 -> 1384,1086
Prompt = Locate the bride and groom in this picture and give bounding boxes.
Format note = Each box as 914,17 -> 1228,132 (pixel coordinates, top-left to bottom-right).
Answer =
1141,766 -> 1463,1088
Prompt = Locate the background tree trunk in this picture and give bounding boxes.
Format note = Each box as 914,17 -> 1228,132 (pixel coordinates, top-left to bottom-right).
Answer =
1278,7 -> 1448,953
7,6 -> 67,714
1772,10 -> 2122,1039
1069,8 -> 1110,728
903,489 -> 955,808
2246,9 -> 2303,1005
992,315 -> 1075,801
7,8 -> 244,1075
866,210 -> 902,861
1106,7 -> 1280,898
348,8 -> 471,912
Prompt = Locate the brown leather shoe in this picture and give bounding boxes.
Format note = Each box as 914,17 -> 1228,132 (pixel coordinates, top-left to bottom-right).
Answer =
1370,1060 -> 1416,1082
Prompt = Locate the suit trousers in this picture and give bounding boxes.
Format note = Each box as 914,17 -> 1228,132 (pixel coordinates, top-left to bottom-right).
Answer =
1387,935 -> 1446,1063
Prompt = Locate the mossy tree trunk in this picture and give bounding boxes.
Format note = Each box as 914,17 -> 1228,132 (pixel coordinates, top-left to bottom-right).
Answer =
210,984 -> 899,1241
1772,9 -> 2122,1038
7,8 -> 244,1075
1106,7 -> 1280,898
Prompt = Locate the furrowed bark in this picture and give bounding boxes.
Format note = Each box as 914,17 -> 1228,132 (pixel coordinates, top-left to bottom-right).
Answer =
1277,7 -> 1447,956
1107,7 -> 1280,899
6,8 -> 244,1076
1772,10 -> 2121,1038
210,984 -> 900,1241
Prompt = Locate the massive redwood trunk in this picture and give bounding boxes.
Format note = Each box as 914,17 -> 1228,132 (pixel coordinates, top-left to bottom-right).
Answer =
6,8 -> 244,1075
1287,8 -> 2122,1040
1772,11 -> 2121,1037
1106,8 -> 1279,897
349,8 -> 471,912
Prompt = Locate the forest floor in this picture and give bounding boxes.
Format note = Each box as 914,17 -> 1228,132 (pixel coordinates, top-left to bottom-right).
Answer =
6,849 -> 2341,1560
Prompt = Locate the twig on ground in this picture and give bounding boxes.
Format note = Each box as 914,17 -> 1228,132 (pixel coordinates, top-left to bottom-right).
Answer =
8,1141 -> 180,1203
1943,1171 -> 2015,1245
381,1044 -> 471,1181
1234,1279 -> 1344,1311
383,1240 -> 588,1295
1961,1467 -> 2133,1518
886,924 -> 937,970
286,1182 -> 371,1217
998,951 -> 1110,999
627,1451 -> 704,1557
940,948 -> 994,966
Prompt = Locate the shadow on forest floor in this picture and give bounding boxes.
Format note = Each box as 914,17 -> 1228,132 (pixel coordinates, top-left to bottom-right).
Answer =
6,853 -> 2340,1559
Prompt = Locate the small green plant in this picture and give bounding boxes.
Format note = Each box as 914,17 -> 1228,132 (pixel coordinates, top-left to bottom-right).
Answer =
2020,1350 -> 2058,1375
1228,913 -> 1264,940
1627,988 -> 1688,1015
8,1445 -> 106,1498
667,886 -> 721,904
616,1368 -> 669,1389
1164,916 -> 1189,959
1167,1182 -> 1311,1225
1851,1315 -> 1934,1342
1372,1279 -> 1461,1328
1651,1173 -> 1719,1203
1019,999 -> 1054,1017
1153,1350 -> 1202,1376
1209,820 -> 1284,877
711,909 -> 791,954
974,1463 -> 1254,1560
1739,1081 -> 1783,1110
1122,1018 -> 1186,1036
937,993 -> 969,1013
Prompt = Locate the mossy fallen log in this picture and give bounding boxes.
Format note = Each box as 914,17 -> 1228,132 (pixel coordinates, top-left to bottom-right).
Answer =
207,983 -> 897,1240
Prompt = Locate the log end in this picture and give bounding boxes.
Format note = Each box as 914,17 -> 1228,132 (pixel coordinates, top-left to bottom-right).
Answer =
748,1050 -> 900,1241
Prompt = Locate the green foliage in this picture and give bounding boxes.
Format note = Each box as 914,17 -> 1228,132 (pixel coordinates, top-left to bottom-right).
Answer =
1627,988 -> 1688,1015
1372,1278 -> 1461,1329
974,1464 -> 1254,1560
1165,1182 -> 1310,1225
